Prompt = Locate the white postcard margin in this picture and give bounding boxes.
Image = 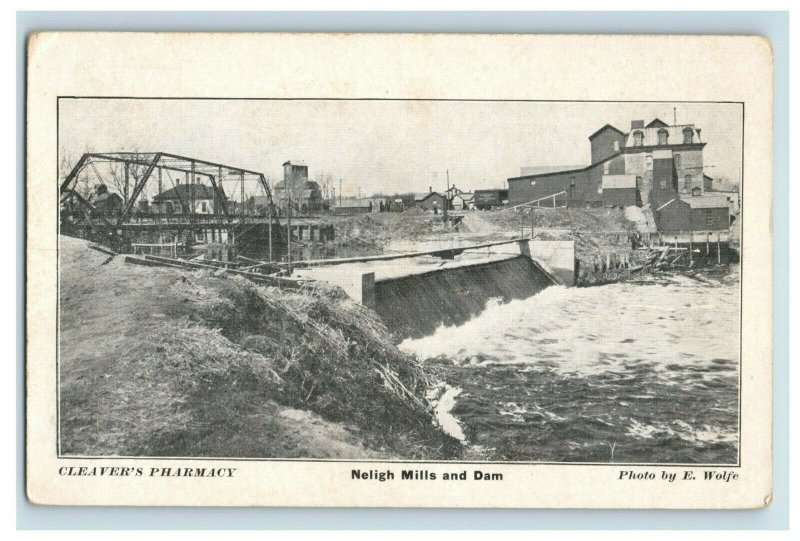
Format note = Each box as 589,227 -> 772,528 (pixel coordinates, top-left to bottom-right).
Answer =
26,33 -> 773,508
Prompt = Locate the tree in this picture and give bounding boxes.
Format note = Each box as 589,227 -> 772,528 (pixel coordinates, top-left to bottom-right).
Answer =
106,151 -> 152,206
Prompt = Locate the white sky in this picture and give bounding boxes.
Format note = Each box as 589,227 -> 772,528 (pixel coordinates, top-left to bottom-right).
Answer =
59,99 -> 743,197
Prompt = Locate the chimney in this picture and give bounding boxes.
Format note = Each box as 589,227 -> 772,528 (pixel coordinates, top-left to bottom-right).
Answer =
631,120 -> 644,129
696,128 -> 702,142
429,186 -> 432,193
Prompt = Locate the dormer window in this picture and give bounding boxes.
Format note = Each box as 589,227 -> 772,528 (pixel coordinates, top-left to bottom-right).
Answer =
633,131 -> 644,147
683,127 -> 693,144
658,129 -> 669,145
613,140 -> 619,151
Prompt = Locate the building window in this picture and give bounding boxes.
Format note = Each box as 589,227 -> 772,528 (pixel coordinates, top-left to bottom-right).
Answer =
684,174 -> 692,190
597,186 -> 603,194
683,127 -> 693,144
633,131 -> 644,147
658,129 -> 669,145
613,140 -> 619,151
660,178 -> 667,190
201,201 -> 208,213
530,180 -> 536,186
603,161 -> 610,174
705,209 -> 713,227
646,155 -> 653,170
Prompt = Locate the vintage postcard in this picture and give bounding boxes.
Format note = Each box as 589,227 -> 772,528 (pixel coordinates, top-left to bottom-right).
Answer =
26,33 -> 773,507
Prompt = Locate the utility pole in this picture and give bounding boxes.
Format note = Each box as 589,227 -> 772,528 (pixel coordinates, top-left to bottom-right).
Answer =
339,178 -> 342,209
267,176 -> 273,263
673,106 -> 677,126
240,171 -> 245,217
124,163 -> 130,205
286,175 -> 292,274
444,169 -> 449,222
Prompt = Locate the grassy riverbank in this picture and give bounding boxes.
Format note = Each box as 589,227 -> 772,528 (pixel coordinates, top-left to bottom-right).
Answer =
59,235 -> 459,458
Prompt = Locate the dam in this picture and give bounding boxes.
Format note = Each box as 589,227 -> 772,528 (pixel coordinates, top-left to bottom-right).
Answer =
293,239 -> 576,339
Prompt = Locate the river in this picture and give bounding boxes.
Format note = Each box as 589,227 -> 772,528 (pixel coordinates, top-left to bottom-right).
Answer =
399,268 -> 740,464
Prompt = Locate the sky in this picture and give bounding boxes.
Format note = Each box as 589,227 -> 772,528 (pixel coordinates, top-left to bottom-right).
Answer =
59,99 -> 743,198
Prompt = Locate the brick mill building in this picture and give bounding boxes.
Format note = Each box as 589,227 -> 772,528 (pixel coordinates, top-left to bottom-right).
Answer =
507,118 -> 708,210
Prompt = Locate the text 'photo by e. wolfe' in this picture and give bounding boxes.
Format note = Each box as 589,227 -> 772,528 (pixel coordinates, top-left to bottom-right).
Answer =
57,99 -> 743,468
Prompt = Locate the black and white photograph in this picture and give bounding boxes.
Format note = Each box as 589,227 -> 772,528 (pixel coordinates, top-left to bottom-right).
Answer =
24,31 -> 775,509
56,98 -> 743,465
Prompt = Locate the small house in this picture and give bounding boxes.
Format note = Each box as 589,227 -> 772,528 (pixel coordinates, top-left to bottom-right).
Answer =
451,192 -> 474,210
152,184 -> 221,215
90,184 -> 123,216
654,191 -> 729,232
415,191 -> 446,212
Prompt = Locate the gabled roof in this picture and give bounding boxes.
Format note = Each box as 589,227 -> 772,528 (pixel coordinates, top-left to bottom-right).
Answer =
680,194 -> 729,209
153,184 -> 219,201
282,160 -> 308,167
415,192 -> 442,201
588,124 -> 626,141
520,165 -> 588,176
646,118 -> 669,128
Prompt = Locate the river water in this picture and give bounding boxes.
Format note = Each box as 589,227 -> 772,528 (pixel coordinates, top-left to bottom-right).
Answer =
399,268 -> 740,464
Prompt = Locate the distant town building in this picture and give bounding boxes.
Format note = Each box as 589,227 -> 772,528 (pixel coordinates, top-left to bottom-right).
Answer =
151,183 -> 220,214
507,118 -> 708,213
414,190 -> 446,211
273,161 -> 323,213
90,184 -> 124,216
451,192 -> 474,210
333,198 -> 374,215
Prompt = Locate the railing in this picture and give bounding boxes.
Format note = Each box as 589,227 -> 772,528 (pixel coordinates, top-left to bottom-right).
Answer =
507,191 -> 568,211
132,241 -> 178,258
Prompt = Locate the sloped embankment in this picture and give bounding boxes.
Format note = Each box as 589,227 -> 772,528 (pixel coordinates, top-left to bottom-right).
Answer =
58,235 -> 459,459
